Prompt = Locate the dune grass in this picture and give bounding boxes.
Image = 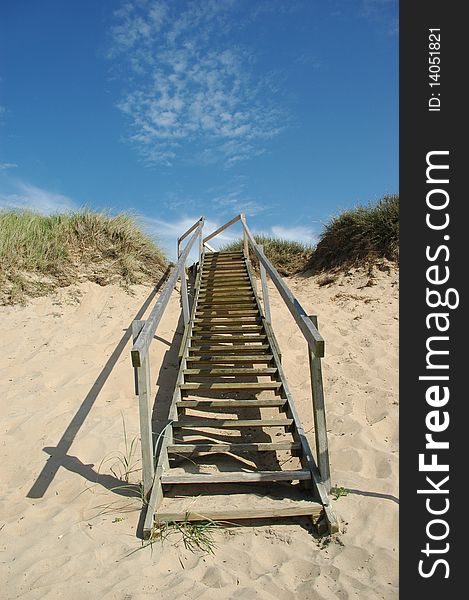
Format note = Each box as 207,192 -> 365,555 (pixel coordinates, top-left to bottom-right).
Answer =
220,235 -> 314,276
0,209 -> 167,304
220,195 -> 398,277
308,194 -> 399,272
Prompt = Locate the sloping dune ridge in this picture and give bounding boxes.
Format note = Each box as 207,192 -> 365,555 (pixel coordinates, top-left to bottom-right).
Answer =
0,265 -> 398,600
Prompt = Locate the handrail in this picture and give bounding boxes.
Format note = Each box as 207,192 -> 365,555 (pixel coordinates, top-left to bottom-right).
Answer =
131,221 -> 203,368
177,216 -> 204,258
203,214 -> 241,245
241,221 -> 324,358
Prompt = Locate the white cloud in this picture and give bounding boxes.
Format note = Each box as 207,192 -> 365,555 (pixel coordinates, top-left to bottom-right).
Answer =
0,181 -> 77,214
140,213 -> 243,261
108,0 -> 285,167
138,212 -> 316,263
270,225 -> 317,245
0,162 -> 18,171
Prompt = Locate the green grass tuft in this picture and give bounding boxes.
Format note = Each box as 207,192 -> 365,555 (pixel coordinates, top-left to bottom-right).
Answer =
308,194 -> 399,272
220,235 -> 314,276
0,209 -> 167,304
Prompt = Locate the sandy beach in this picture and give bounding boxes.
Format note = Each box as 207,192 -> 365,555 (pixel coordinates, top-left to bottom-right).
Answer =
0,265 -> 398,599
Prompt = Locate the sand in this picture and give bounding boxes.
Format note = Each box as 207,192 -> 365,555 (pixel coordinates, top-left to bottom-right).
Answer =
0,264 -> 398,599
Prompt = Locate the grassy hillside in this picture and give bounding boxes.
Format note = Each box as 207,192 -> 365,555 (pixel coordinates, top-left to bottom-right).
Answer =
307,194 -> 399,272
220,195 -> 398,276
0,210 -> 167,304
220,235 -> 314,277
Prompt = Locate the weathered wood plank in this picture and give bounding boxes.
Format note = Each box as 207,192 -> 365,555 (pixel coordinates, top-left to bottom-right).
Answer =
132,319 -> 145,395
308,315 -> 331,494
189,344 -> 270,354
180,382 -> 281,391
136,352 -> 155,495
173,418 -> 292,428
155,503 -> 323,522
192,324 -> 263,331
186,354 -> 273,364
168,441 -> 299,453
183,367 -> 276,376
203,215 -> 242,244
176,398 -> 285,408
132,222 -> 202,367
161,469 -> 310,485
259,244 -> 272,324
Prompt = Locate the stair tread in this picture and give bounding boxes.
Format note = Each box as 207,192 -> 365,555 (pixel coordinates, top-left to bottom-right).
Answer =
176,398 -> 286,408
186,355 -> 273,363
168,441 -> 300,453
183,367 -> 276,376
161,469 -> 310,484
173,418 -> 293,428
180,382 -> 281,390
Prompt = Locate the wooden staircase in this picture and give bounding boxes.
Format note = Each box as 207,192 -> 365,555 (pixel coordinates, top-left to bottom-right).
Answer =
142,249 -> 337,534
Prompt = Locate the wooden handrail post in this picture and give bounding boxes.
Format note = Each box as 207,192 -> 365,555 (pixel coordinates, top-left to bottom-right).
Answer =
308,315 -> 331,493
240,213 -> 249,260
259,244 -> 271,323
136,351 -> 155,496
198,228 -> 203,266
132,319 -> 145,395
180,264 -> 189,326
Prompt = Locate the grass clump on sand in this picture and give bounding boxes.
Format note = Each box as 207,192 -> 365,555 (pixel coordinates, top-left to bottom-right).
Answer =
307,194 -> 399,273
0,209 -> 167,304
220,235 -> 314,276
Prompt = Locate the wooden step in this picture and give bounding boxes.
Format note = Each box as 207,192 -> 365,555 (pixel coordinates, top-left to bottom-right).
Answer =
198,289 -> 253,296
180,382 -> 282,392
189,344 -> 270,354
167,441 -> 300,454
173,418 -> 293,428
197,299 -> 256,306
176,398 -> 285,408
192,325 -> 264,332
183,367 -> 276,376
202,267 -> 247,273
161,469 -> 310,485
196,309 -> 259,316
191,335 -> 267,343
154,503 -> 322,523
186,355 -> 274,364
194,316 -> 260,323
200,282 -> 251,288
201,277 -> 250,283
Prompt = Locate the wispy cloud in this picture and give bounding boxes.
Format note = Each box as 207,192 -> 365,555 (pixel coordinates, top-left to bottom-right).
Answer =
0,180 -> 77,213
140,213 -> 317,262
0,162 -> 17,171
108,0 -> 285,167
140,213 -> 243,261
270,224 -> 317,245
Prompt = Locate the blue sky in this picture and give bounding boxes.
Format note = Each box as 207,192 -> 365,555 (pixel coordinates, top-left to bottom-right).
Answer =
0,0 -> 398,257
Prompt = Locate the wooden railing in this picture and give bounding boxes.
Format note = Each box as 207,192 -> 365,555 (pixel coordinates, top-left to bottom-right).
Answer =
131,217 -> 204,494
131,213 -> 331,498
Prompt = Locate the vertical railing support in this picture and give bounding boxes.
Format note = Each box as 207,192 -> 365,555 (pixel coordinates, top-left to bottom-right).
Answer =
132,319 -> 145,395
136,351 -> 155,496
240,213 -> 249,260
180,264 -> 190,326
308,315 -> 331,493
259,244 -> 271,324
198,228 -> 203,267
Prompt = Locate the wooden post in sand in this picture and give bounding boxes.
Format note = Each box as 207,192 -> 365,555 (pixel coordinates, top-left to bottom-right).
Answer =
135,346 -> 155,496
308,315 -> 331,494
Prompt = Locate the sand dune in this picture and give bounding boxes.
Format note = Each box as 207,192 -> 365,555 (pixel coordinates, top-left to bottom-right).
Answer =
0,265 -> 398,599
